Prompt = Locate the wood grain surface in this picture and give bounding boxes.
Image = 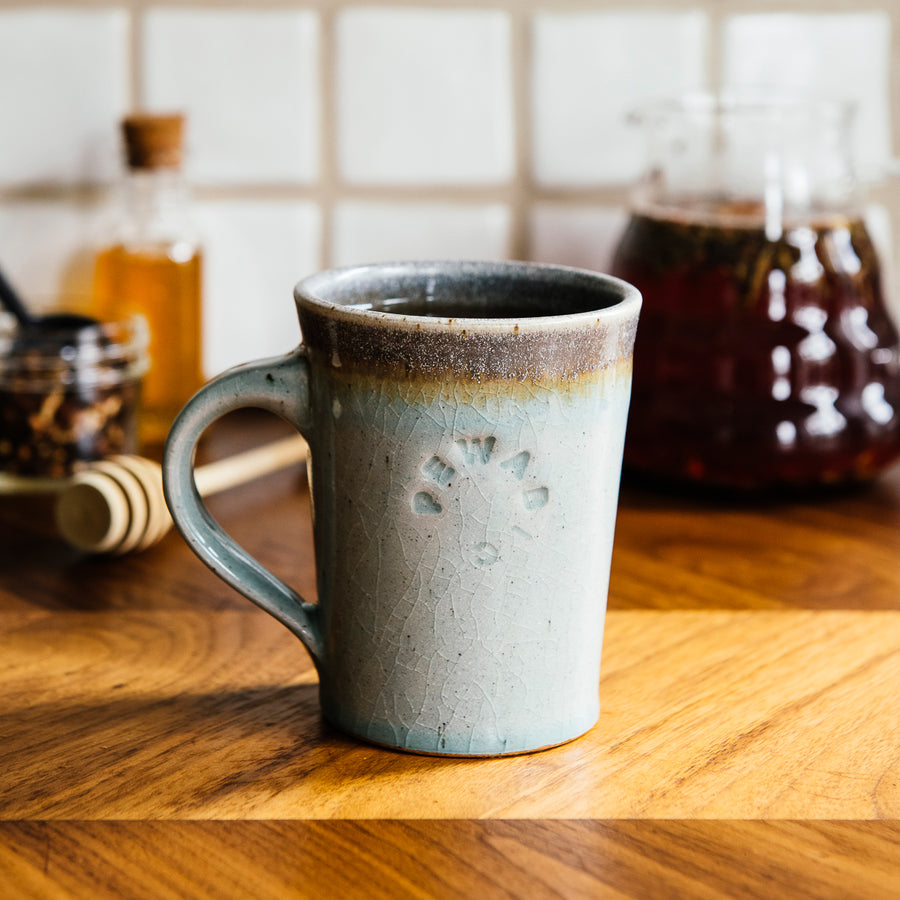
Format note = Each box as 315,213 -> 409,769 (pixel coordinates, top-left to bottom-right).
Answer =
2,821 -> 899,900
2,410 -> 900,897
2,610 -> 899,820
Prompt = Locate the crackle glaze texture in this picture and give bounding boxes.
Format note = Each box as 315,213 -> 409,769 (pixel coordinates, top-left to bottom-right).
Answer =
163,261 -> 640,756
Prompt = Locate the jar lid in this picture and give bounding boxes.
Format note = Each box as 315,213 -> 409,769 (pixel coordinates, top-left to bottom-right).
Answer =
0,313 -> 149,389
122,113 -> 185,169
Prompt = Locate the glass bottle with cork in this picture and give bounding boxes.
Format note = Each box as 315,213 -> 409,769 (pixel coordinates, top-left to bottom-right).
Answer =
92,112 -> 203,448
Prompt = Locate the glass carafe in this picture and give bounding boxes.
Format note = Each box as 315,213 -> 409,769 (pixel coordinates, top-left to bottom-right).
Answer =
611,94 -> 900,491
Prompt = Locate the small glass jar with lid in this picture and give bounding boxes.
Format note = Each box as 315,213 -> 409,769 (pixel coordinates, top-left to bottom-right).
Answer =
0,314 -> 149,483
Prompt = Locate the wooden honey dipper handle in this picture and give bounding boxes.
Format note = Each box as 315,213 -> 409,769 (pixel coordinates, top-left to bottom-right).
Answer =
54,435 -> 308,555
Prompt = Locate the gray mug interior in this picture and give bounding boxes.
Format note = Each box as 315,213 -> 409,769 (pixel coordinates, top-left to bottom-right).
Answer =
296,260 -> 637,321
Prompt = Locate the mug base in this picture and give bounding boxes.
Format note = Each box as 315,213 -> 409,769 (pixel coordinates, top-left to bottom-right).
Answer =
324,714 -> 597,758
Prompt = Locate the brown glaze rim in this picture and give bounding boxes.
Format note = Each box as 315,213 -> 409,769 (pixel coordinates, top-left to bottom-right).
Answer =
294,261 -> 641,381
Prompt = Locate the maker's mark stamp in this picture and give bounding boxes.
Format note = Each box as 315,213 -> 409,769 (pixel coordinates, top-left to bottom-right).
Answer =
411,436 -> 550,566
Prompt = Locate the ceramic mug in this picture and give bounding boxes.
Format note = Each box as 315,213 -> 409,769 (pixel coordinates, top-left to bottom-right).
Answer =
162,260 -> 641,756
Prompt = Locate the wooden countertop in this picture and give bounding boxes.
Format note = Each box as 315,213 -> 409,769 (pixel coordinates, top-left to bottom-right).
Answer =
2,410 -> 899,897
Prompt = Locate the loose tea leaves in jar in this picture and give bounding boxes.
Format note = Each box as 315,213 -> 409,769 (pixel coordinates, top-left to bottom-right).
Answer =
0,315 -> 148,479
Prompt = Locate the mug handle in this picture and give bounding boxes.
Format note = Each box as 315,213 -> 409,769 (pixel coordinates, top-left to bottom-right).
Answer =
162,347 -> 324,666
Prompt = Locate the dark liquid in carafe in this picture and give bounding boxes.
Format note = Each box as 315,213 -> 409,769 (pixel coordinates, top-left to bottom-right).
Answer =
611,204 -> 900,489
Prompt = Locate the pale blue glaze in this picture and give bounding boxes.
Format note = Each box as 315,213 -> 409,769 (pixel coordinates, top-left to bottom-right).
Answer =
312,371 -> 631,754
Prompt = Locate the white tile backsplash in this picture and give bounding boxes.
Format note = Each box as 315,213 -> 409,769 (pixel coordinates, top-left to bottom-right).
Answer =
336,8 -> 514,185
722,12 -> 891,176
530,206 -> 628,273
1,1 -> 897,376
0,9 -> 128,186
332,201 -> 510,267
142,9 -> 320,184
194,201 -> 321,376
532,11 -> 709,187
0,201 -> 100,306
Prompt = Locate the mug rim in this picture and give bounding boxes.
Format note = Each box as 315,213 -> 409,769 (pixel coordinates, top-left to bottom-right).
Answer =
294,260 -> 641,334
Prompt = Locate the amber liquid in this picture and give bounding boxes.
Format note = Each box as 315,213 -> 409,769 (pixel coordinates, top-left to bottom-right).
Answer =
93,244 -> 203,446
611,206 -> 900,489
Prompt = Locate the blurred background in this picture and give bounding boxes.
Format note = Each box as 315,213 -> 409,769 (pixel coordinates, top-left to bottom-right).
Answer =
0,0 -> 898,378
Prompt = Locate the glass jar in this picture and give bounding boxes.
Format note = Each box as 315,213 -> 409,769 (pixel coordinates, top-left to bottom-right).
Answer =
611,94 -> 900,491
0,314 -> 149,480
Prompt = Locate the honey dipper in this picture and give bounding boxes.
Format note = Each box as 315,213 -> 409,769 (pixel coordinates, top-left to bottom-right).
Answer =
54,434 -> 308,555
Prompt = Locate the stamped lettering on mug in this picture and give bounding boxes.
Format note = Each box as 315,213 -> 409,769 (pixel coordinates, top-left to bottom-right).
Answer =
412,437 -> 549,565
456,436 -> 495,466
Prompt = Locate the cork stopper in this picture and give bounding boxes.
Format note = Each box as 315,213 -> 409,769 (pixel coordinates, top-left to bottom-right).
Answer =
121,113 -> 185,169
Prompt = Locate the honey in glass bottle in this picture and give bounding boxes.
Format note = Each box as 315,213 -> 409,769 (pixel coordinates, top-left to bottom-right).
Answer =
92,113 -> 203,447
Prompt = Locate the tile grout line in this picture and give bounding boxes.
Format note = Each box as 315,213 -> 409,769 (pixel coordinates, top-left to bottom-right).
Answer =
317,7 -> 337,270
509,6 -> 531,261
